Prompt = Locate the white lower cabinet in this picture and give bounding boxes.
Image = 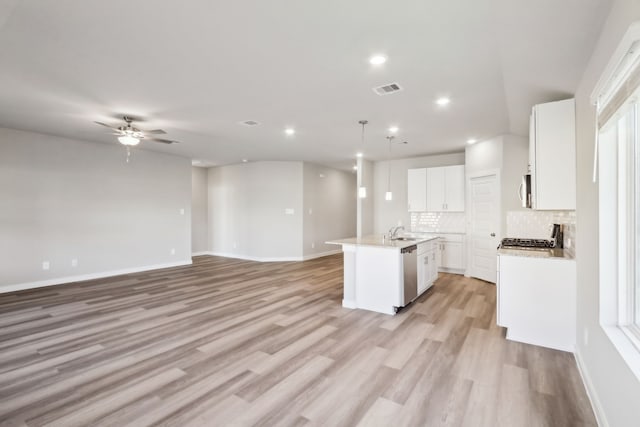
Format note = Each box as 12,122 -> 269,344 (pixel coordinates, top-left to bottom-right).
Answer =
417,241 -> 438,294
434,234 -> 466,274
497,254 -> 576,352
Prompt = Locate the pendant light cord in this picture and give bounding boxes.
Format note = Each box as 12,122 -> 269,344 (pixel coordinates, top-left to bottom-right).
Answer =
358,120 -> 368,148
388,138 -> 392,191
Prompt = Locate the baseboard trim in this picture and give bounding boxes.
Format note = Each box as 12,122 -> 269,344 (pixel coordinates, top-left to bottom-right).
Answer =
575,348 -> 608,427
0,260 -> 193,294
302,249 -> 342,261
191,251 -> 210,257
207,252 -> 303,262
203,251 -> 341,263
342,299 -> 357,309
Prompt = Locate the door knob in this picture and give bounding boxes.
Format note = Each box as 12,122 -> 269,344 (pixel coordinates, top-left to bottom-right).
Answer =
490,233 -> 496,237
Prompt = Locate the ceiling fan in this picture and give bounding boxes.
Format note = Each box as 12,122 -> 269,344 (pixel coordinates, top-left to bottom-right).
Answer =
94,116 -> 180,146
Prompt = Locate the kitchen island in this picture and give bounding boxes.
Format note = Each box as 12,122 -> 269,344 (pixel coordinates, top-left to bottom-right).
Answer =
327,235 -> 439,315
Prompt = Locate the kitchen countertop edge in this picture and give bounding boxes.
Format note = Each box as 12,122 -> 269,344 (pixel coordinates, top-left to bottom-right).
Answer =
497,247 -> 575,260
326,235 -> 439,250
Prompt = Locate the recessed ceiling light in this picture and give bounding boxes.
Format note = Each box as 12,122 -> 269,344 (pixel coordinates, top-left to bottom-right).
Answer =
356,152 -> 363,158
353,165 -> 358,170
242,158 -> 248,163
435,97 -> 451,106
467,138 -> 477,145
369,55 -> 387,65
388,126 -> 399,134
284,128 -> 295,136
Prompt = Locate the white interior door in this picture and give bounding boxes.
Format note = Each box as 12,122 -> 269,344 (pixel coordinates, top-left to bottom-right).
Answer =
468,173 -> 500,283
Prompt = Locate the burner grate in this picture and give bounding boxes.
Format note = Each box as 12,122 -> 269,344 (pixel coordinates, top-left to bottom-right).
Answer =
500,238 -> 555,249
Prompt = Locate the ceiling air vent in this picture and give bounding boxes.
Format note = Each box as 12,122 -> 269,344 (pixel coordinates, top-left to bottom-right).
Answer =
373,82 -> 403,96
239,120 -> 261,126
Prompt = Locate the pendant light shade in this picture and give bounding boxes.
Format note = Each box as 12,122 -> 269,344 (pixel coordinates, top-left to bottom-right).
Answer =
358,120 -> 368,199
385,135 -> 394,201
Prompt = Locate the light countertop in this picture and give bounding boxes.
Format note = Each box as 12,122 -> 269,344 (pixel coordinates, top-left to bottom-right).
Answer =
326,234 -> 439,250
408,230 -> 466,235
498,247 -> 574,260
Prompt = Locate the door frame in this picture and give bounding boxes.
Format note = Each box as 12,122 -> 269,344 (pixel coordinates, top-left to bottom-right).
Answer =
465,169 -> 501,279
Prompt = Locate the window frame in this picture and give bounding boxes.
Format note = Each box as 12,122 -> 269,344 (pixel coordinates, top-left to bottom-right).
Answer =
593,21 -> 640,380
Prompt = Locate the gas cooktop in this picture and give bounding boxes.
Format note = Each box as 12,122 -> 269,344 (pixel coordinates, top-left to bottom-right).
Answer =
499,238 -> 556,249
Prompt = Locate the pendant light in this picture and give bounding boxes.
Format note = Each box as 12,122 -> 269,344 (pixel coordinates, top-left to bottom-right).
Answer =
385,135 -> 394,201
358,120 -> 368,199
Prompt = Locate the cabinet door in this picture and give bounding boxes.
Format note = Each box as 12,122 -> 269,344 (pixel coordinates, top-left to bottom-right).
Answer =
407,168 -> 427,212
417,252 -> 429,293
429,249 -> 438,283
532,99 -> 576,210
441,241 -> 464,270
444,165 -> 465,211
426,167 -> 445,211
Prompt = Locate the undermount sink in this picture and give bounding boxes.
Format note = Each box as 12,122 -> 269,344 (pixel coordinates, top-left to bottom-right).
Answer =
391,237 -> 417,241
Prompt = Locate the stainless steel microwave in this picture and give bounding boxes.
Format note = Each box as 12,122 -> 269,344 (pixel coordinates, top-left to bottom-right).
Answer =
519,174 -> 532,208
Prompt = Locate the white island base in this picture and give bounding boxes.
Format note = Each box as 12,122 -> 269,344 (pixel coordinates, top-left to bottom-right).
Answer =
328,235 -> 439,315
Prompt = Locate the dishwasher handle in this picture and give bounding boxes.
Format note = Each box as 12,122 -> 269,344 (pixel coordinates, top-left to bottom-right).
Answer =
401,245 -> 418,254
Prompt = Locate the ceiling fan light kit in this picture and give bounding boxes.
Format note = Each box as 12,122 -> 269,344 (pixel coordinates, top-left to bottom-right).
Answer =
95,116 -> 178,147
117,135 -> 140,146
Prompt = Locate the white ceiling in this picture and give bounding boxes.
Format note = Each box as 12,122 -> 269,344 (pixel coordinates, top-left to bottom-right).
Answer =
0,0 -> 611,170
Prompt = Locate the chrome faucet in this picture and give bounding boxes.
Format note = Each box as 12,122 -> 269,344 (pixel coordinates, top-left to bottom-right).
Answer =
389,226 -> 405,239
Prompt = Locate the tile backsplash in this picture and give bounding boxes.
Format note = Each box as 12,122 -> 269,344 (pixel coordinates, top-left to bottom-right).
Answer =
411,212 -> 466,233
506,210 -> 576,257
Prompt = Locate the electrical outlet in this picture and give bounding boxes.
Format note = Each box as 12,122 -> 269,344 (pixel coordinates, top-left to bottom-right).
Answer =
583,327 -> 589,346
311,242 -> 315,249
233,242 -> 238,249
71,258 -> 78,267
308,208 -> 313,215
566,237 -> 572,248
170,248 -> 176,255
42,261 -> 50,270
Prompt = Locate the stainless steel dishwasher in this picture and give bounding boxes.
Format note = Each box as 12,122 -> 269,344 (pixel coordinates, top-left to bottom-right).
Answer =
401,244 -> 418,305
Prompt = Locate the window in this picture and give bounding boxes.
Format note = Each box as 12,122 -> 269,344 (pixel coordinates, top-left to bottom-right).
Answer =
600,101 -> 640,349
595,23 -> 640,375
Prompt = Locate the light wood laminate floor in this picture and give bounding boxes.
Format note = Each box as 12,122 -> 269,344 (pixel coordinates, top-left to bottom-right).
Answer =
0,255 -> 595,426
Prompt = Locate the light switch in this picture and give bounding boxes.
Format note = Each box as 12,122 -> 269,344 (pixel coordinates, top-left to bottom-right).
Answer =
71,258 -> 78,267
42,261 -> 50,270
179,208 -> 185,215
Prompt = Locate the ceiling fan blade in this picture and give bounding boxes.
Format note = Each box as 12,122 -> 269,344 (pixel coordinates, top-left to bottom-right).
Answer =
142,129 -> 167,135
94,121 -> 120,130
146,137 -> 178,144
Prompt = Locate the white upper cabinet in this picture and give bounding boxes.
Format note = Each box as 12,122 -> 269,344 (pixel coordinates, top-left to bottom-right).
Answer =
407,168 -> 427,212
529,98 -> 576,210
426,168 -> 445,212
444,166 -> 465,211
426,165 -> 465,212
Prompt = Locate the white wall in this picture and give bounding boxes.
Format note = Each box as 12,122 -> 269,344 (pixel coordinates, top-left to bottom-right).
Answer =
574,2 -> 640,425
191,167 -> 208,254
207,161 -> 304,260
302,163 -> 356,257
372,152 -> 465,234
0,127 -> 192,290
357,158 -> 374,237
